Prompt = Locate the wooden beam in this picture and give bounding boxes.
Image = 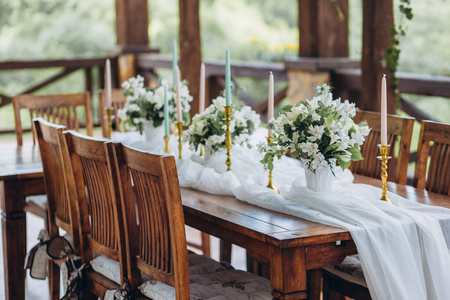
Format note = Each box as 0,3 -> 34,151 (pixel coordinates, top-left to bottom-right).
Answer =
361,0 -> 395,113
0,58 -> 111,70
179,0 -> 202,116
298,0 -> 349,57
115,0 -> 149,51
136,54 -> 288,81
333,69 -> 450,98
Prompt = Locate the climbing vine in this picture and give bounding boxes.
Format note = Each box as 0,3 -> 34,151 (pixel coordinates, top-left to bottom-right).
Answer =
383,0 -> 414,100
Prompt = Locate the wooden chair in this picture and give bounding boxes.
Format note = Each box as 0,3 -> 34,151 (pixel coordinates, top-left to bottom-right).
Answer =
351,110 -> 414,184
64,131 -> 127,298
99,87 -> 212,257
34,118 -> 82,300
110,143 -> 272,299
413,120 -> 450,195
12,92 -> 94,257
13,92 -> 93,146
98,88 -> 126,137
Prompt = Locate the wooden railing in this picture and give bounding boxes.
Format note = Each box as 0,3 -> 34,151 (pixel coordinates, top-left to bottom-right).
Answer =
0,57 -> 122,110
137,54 -> 450,124
1,54 -> 449,133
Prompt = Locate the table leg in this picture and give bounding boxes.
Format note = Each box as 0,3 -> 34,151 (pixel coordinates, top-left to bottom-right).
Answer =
270,245 -> 308,300
1,180 -> 26,300
220,239 -> 232,263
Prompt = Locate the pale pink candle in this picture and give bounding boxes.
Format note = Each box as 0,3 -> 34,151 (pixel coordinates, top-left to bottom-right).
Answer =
381,74 -> 387,146
268,72 -> 274,137
199,62 -> 205,113
105,59 -> 112,108
176,67 -> 182,123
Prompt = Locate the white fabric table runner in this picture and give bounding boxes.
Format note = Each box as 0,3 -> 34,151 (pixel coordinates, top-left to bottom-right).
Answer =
112,130 -> 450,300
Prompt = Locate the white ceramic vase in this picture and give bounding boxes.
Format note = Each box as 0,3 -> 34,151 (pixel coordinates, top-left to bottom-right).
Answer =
304,166 -> 334,192
143,121 -> 165,145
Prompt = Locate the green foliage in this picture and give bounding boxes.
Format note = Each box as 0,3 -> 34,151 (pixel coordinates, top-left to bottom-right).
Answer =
383,0 -> 414,99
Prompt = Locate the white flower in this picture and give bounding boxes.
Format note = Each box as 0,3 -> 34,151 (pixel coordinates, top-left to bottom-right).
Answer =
286,106 -> 303,121
311,111 -> 321,121
307,125 -> 325,142
292,132 -> 300,143
300,142 -> 319,156
360,125 -> 371,137
310,152 -> 328,170
213,96 -> 226,111
321,93 -> 333,106
117,108 -> 128,121
351,131 -> 366,146
339,150 -> 352,162
127,103 -> 140,112
307,97 -> 320,110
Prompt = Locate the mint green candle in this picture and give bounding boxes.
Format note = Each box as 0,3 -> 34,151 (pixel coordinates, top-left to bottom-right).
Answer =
172,40 -> 177,88
164,84 -> 169,137
225,48 -> 231,106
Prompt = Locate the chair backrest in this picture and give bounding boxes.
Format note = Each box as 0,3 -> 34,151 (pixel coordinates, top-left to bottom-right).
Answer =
111,143 -> 190,299
351,110 -> 415,184
98,89 -> 127,137
413,120 -> 450,195
33,118 -> 81,250
64,131 -> 127,281
13,92 -> 94,146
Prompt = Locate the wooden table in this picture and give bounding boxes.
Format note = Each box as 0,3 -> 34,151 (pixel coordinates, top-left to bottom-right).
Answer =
1,145 -> 449,300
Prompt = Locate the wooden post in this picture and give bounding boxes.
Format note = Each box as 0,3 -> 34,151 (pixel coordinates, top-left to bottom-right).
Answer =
115,0 -> 149,52
179,0 -> 201,117
298,0 -> 349,57
361,0 -> 395,113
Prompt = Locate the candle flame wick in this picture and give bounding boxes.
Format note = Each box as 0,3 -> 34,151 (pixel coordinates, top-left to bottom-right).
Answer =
383,74 -> 386,78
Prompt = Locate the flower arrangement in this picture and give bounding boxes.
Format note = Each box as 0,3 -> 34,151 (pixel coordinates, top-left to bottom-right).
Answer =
117,75 -> 192,133
259,84 -> 370,173
184,95 -> 261,154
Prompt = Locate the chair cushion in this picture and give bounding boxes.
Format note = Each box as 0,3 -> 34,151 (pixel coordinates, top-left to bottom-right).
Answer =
323,255 -> 367,287
92,253 -> 272,299
90,251 -> 232,285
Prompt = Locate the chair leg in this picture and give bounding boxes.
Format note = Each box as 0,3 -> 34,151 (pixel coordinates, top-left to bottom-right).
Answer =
220,240 -> 232,263
48,261 -> 60,300
308,269 -> 322,300
200,232 -> 211,257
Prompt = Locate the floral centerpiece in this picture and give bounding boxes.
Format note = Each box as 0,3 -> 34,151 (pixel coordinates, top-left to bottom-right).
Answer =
184,94 -> 261,155
259,84 -> 370,191
117,75 -> 192,133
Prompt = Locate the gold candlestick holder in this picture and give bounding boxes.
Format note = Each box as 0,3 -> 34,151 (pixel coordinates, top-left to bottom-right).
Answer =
377,144 -> 393,204
177,122 -> 183,159
164,136 -> 170,154
200,144 -> 204,156
106,107 -> 114,139
224,105 -> 232,171
266,136 -> 279,193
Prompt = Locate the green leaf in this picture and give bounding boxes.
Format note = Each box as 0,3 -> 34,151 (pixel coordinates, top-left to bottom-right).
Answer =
268,161 -> 274,171
281,104 -> 292,112
325,113 -> 335,126
337,158 -> 351,170
348,145 -> 364,161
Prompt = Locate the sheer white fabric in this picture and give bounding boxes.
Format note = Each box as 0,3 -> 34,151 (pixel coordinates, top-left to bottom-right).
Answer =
112,128 -> 450,300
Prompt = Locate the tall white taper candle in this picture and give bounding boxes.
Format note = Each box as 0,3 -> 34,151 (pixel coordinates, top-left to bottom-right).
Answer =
381,74 -> 387,146
268,72 -> 274,137
176,67 -> 182,123
105,59 -> 112,108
